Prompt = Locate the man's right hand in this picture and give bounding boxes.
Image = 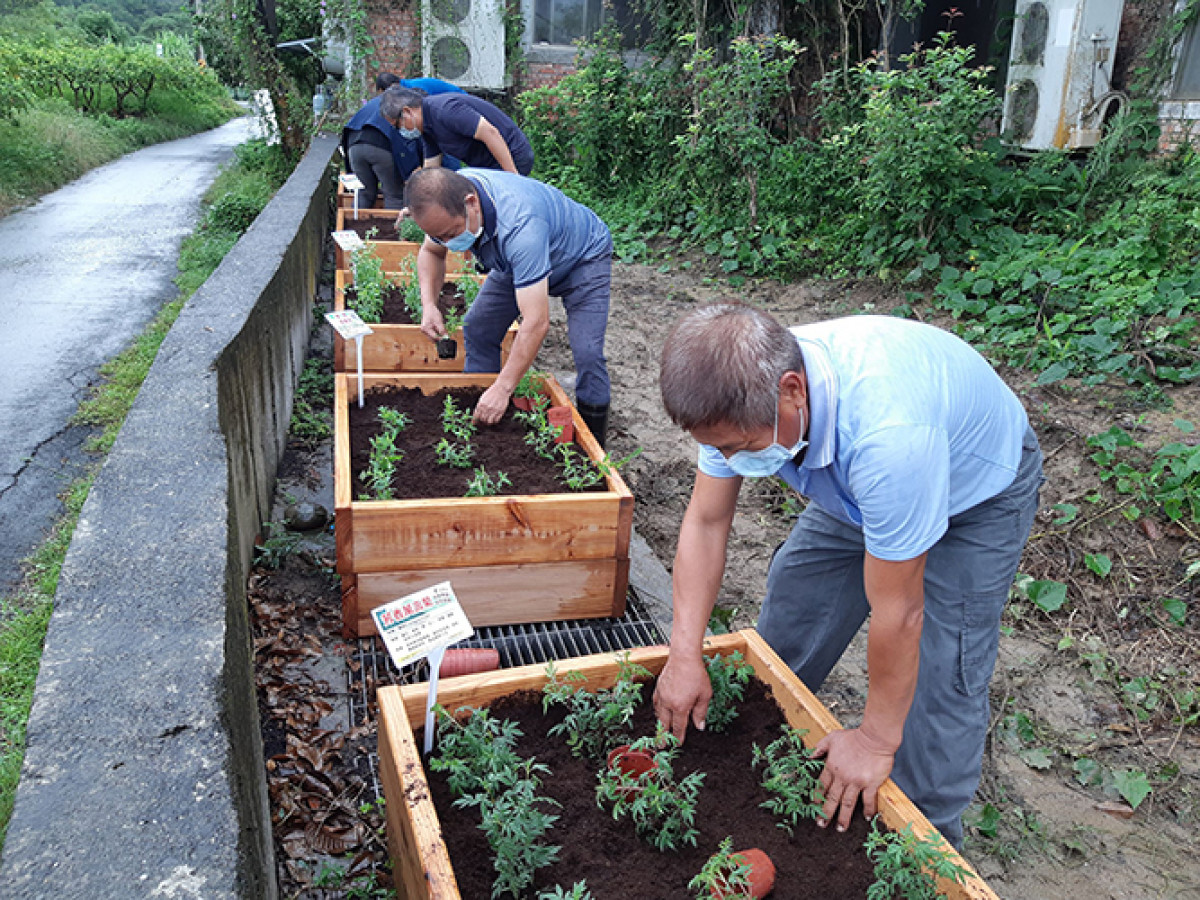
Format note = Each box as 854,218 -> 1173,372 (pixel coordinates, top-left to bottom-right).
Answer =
652,652 -> 712,744
420,307 -> 446,342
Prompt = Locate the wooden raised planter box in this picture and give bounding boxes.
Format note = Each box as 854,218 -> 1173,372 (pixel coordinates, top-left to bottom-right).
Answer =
332,269 -> 517,373
335,372 -> 633,637
334,208 -> 475,271
377,630 -> 1001,900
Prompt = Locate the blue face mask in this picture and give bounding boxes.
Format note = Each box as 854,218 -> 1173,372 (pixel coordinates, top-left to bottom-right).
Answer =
725,402 -> 807,478
442,224 -> 480,253
399,126 -> 421,140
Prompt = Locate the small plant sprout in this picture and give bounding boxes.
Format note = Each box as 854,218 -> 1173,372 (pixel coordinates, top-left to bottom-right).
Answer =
542,655 -> 651,760
435,436 -> 475,469
465,466 -> 511,497
752,726 -> 825,833
704,651 -> 753,732
514,368 -> 548,402
430,706 -> 528,799
441,394 -> 477,442
595,724 -> 705,851
538,883 -> 593,900
520,401 -> 564,460
359,405 -> 410,500
556,445 -> 642,491
397,215 -> 425,243
348,240 -> 391,324
864,820 -> 970,900
400,255 -> 422,323
688,837 -> 754,899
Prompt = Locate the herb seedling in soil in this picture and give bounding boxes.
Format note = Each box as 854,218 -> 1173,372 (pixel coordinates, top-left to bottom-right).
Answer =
344,277 -> 475,327
348,386 -> 613,499
342,213 -> 404,240
426,677 -> 883,899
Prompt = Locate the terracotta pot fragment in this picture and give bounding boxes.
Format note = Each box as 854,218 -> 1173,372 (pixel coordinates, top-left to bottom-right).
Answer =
437,648 -> 500,678
711,847 -> 775,899
547,405 -> 575,444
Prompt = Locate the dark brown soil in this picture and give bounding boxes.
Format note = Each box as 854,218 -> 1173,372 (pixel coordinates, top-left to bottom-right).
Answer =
344,281 -> 467,325
340,213 -> 405,240
349,386 -> 590,499
429,677 -> 878,899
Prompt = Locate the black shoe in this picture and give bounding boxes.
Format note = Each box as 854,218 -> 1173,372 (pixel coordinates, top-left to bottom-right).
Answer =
575,401 -> 609,449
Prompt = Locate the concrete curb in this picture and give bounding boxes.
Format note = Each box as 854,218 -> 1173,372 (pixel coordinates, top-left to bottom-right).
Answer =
0,134 -> 339,900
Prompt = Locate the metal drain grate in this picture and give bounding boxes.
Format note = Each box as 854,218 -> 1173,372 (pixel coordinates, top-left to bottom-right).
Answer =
348,587 -> 666,800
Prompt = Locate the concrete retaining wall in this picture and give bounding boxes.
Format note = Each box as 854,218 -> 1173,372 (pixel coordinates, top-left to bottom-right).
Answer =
0,134 -> 339,900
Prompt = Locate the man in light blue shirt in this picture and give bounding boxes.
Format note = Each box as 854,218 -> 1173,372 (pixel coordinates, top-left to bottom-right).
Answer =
653,304 -> 1043,848
402,167 -> 613,442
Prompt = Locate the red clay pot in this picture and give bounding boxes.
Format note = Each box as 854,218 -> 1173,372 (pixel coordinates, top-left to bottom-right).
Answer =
547,406 -> 575,444
711,848 -> 775,899
606,745 -> 655,779
437,648 -> 500,678
512,396 -> 535,412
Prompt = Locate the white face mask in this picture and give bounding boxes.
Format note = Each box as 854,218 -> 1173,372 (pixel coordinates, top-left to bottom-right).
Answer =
725,401 -> 807,478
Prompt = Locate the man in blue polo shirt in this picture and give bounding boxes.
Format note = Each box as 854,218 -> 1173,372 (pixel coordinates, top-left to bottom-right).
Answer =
401,167 -> 612,443
653,305 -> 1044,849
390,88 -> 534,175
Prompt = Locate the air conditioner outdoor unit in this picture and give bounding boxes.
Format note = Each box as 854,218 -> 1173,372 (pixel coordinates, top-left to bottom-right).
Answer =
421,0 -> 506,90
1001,0 -> 1127,150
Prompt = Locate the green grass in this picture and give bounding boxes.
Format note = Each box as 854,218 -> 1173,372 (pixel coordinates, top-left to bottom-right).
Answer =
0,135 -> 292,847
0,473 -> 92,845
0,93 -> 239,216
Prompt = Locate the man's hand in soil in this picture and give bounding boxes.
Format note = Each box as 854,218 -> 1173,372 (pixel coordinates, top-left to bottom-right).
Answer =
813,726 -> 895,833
473,382 -> 512,425
653,652 -> 712,743
421,306 -> 447,342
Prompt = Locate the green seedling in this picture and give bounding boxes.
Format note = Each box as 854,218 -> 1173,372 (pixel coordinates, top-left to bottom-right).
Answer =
688,836 -> 755,899
704,651 -> 752,733
465,466 -> 510,497
349,238 -> 391,324
752,726 -> 824,832
435,437 -> 475,469
542,655 -> 650,760
442,395 -> 477,443
864,820 -> 970,900
538,883 -> 593,900
359,405 -> 409,500
595,724 -> 705,852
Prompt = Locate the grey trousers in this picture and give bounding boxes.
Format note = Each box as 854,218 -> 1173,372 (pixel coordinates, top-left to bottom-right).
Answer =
347,142 -> 404,209
757,426 -> 1044,847
462,253 -> 613,407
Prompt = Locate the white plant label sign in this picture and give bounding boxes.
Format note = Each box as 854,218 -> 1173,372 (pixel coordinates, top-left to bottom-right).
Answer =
331,230 -> 365,253
324,310 -> 373,340
339,173 -> 365,191
372,581 -> 474,671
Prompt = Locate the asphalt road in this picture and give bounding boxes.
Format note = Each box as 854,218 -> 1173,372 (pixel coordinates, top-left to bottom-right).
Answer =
0,116 -> 255,597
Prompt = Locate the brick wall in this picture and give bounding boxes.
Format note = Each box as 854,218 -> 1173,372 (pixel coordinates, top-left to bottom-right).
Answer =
520,59 -> 577,90
1158,100 -> 1200,152
366,0 -> 421,81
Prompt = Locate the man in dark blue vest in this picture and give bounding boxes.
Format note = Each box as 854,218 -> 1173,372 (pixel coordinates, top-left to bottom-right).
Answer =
341,88 -> 420,209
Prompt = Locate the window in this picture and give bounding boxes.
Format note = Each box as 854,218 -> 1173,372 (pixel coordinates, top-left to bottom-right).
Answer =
528,0 -> 648,48
1173,17 -> 1200,100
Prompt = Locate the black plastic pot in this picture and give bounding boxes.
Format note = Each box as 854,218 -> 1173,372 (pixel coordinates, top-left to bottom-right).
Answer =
436,337 -> 458,360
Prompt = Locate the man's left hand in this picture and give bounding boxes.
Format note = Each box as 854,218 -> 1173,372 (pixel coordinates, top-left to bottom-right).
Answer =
473,382 -> 512,425
813,727 -> 896,833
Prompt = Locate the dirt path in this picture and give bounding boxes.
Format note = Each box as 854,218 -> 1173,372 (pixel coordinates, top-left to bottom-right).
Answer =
537,260 -> 1200,900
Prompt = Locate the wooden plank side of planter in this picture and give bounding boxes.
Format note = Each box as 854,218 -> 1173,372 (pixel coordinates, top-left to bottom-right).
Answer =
334,208 -> 474,271
378,690 -> 461,900
331,269 -> 515,373
344,556 -> 627,632
380,631 -> 1000,900
335,372 -> 633,634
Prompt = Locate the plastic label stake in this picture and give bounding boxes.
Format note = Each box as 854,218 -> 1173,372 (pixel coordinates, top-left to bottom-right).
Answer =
324,310 -> 373,407
370,581 -> 475,755
339,173 -> 365,219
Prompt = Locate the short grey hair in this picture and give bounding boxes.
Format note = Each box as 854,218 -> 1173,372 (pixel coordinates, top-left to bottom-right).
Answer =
385,86 -> 426,115
660,303 -> 804,431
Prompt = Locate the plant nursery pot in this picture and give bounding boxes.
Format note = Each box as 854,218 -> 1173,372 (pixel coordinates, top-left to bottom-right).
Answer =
376,631 -> 1001,900
606,744 -> 657,800
438,648 -> 501,678
512,396 -> 535,412
436,337 -> 458,360
334,372 -> 632,638
711,848 -> 775,899
546,405 -> 575,444
332,270 -> 516,374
